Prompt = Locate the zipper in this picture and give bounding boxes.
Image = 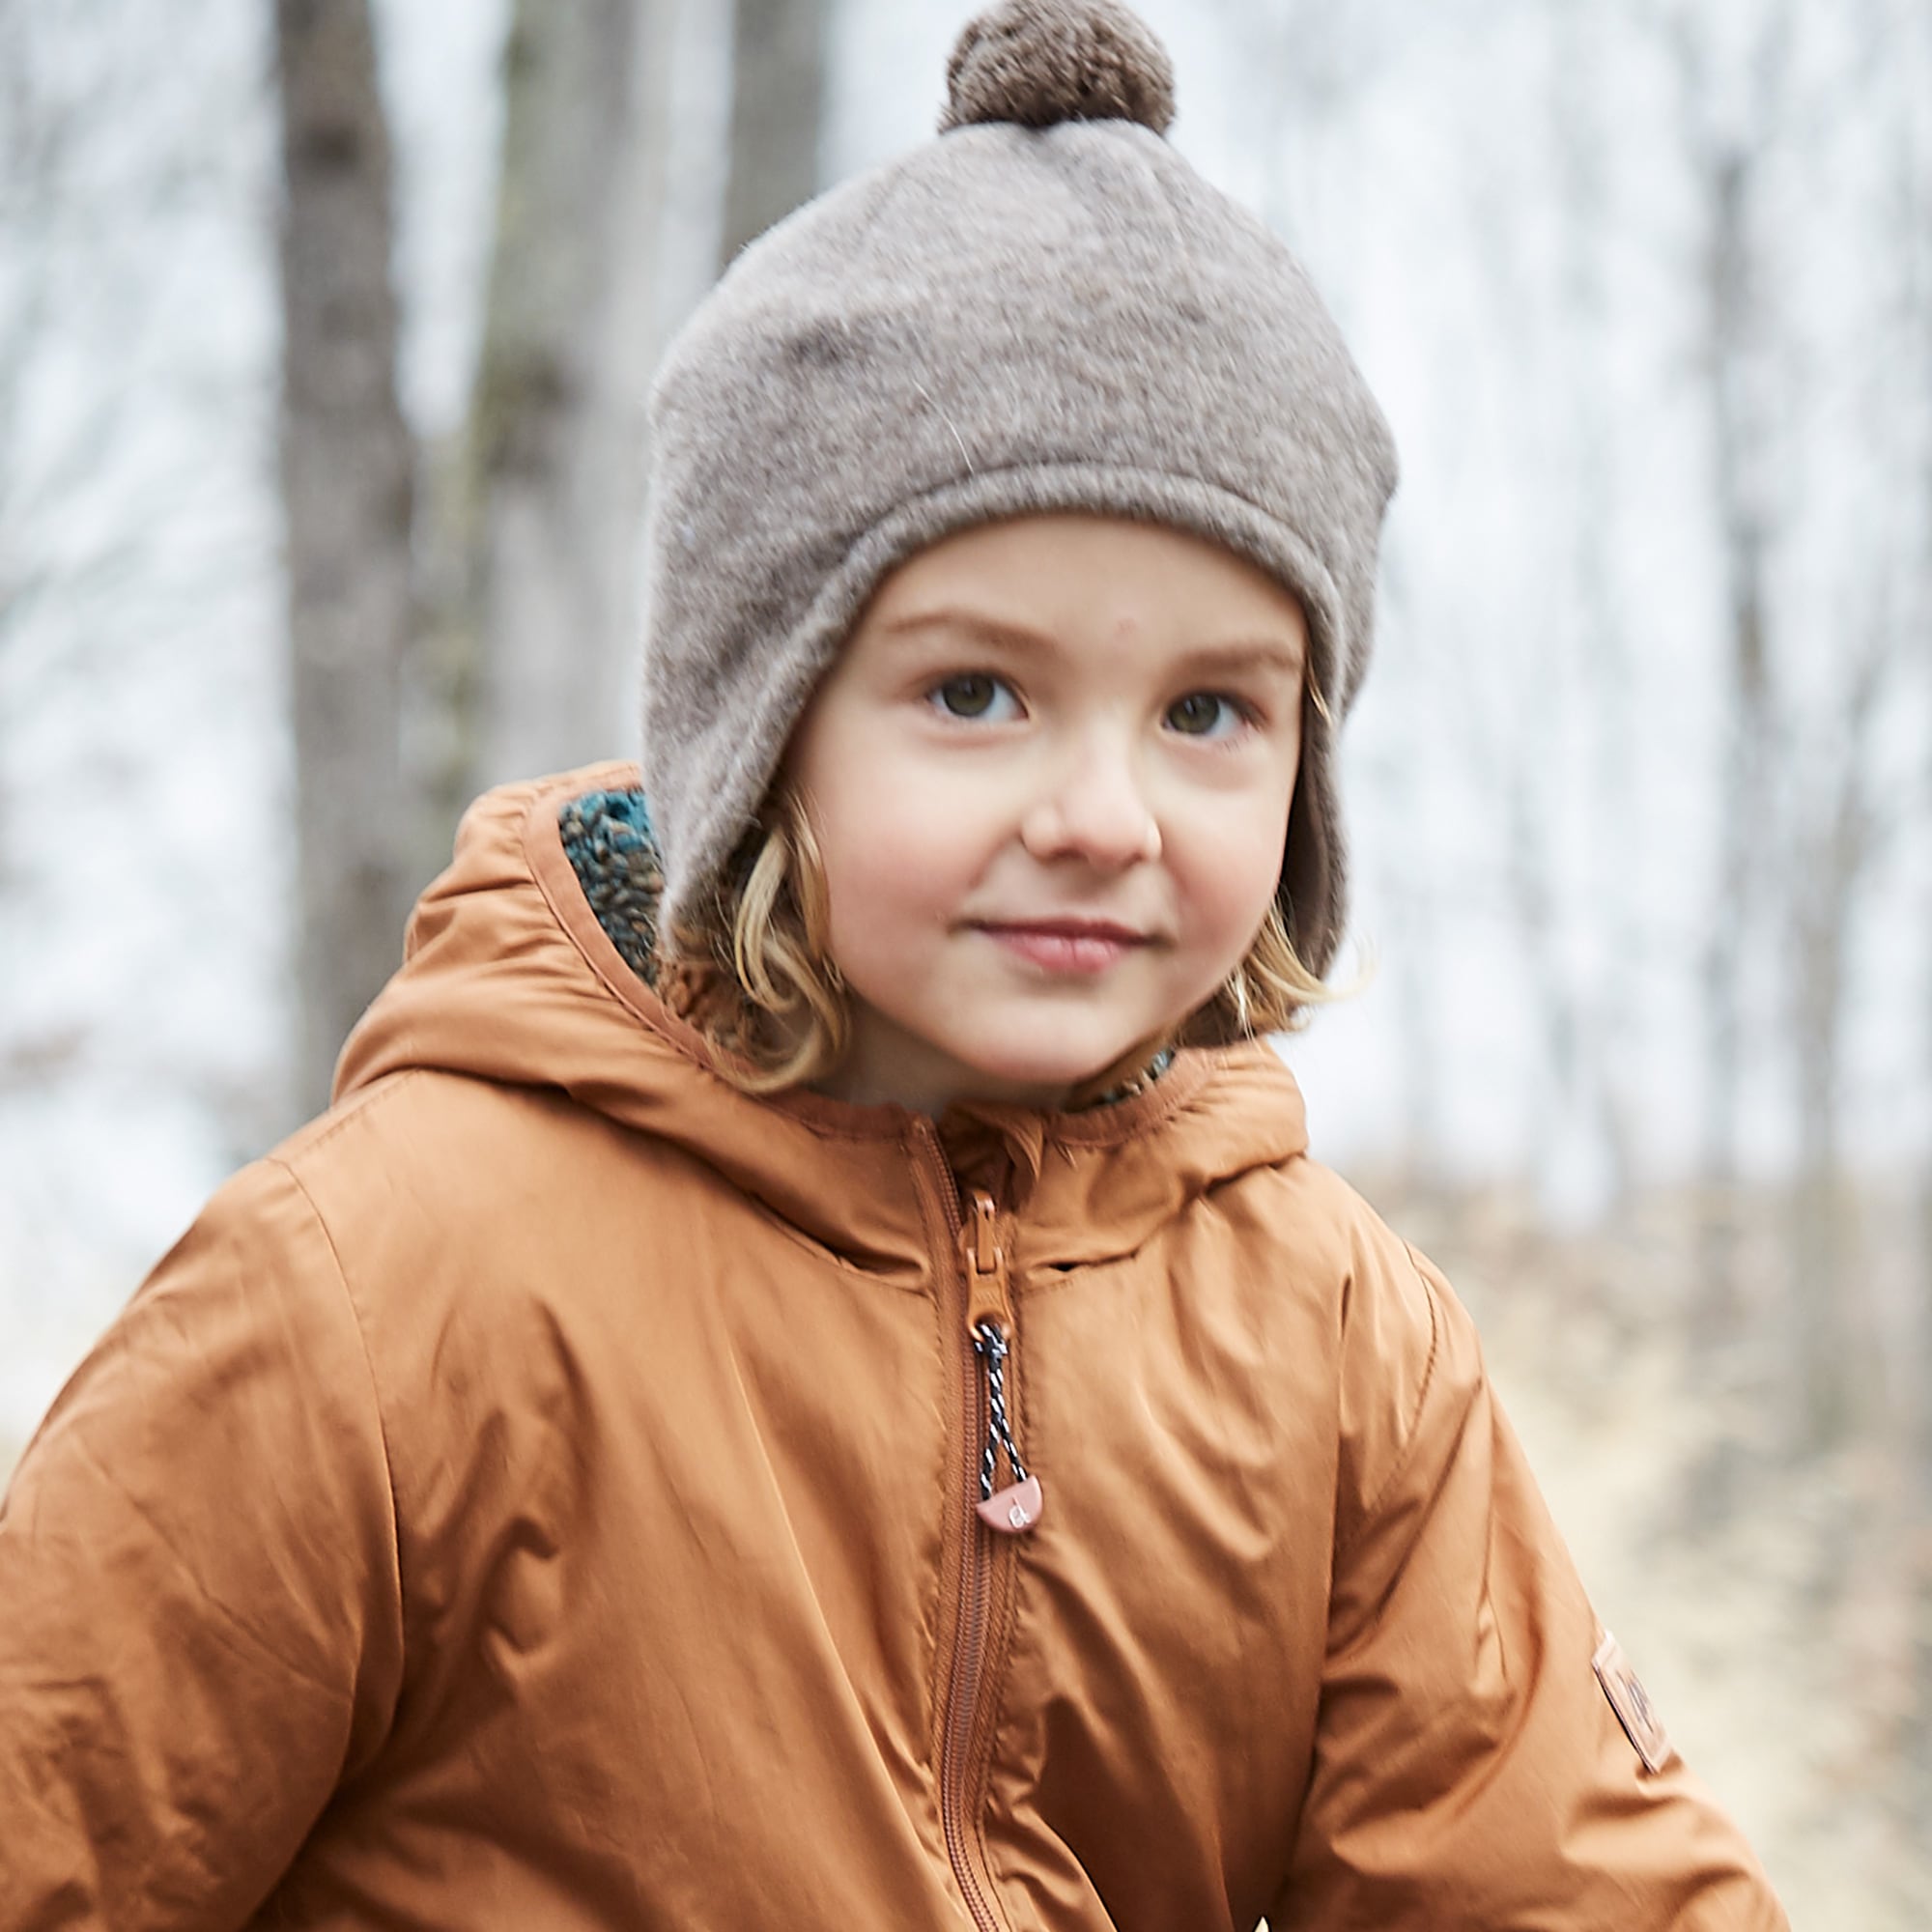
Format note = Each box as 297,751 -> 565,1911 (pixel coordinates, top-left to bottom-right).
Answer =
959,1190 -> 1042,1530
927,1164 -> 1040,1932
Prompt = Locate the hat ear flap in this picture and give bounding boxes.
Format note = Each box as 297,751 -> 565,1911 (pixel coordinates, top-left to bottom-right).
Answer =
1282,726 -> 1343,980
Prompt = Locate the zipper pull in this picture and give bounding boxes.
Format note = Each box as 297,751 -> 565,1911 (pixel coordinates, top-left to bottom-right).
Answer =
960,1189 -> 1011,1334
962,1191 -> 1042,1536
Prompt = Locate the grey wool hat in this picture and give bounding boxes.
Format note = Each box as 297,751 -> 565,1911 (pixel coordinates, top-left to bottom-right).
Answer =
639,0 -> 1399,978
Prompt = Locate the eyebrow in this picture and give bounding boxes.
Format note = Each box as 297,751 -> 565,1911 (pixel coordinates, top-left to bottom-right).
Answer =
1174,639 -> 1307,679
880,609 -> 1054,652
880,609 -> 1305,676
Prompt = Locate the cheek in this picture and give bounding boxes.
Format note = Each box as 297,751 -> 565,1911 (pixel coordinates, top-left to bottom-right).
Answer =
1173,807 -> 1290,958
812,781 -> 968,962
825,838 -> 930,939
792,696 -> 1007,989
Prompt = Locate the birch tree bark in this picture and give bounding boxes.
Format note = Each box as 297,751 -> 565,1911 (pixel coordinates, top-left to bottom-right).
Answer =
719,0 -> 829,270
449,0 -> 676,799
274,0 -> 416,1114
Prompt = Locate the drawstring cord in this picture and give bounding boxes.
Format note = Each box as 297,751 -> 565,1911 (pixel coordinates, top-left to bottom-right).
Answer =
971,1321 -> 1029,1504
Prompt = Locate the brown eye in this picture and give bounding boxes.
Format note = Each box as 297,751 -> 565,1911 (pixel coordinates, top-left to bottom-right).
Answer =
931,674 -> 1016,721
1167,692 -> 1235,737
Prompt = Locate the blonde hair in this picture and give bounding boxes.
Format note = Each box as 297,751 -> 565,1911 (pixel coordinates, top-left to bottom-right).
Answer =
664,794 -> 1339,1096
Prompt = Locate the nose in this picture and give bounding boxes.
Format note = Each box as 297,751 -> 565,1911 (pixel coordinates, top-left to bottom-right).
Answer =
1018,732 -> 1162,870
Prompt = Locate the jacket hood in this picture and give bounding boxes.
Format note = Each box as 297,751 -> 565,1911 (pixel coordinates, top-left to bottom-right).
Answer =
335,765 -> 1312,1272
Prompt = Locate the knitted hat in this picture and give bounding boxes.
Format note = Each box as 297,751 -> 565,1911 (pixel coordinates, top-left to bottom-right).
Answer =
639,0 -> 1398,979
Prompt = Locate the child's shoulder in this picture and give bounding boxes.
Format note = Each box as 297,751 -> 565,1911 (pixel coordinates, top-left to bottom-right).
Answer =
1236,1145 -> 1489,1534
245,1068 -> 702,1378
1237,1130 -> 1455,1326
274,1064 -> 641,1219
272,1067 -> 668,1242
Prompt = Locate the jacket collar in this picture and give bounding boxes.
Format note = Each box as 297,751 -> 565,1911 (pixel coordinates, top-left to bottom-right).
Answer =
336,766 -> 1311,1275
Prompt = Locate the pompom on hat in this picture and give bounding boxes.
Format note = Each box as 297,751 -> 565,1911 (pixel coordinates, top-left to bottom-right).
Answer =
640,0 -> 1398,981
941,0 -> 1176,132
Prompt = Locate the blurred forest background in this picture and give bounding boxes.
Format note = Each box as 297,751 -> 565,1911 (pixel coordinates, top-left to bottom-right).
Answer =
1,0 -> 1928,1919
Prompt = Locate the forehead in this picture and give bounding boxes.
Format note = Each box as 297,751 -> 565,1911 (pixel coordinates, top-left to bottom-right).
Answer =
857,512 -> 1308,658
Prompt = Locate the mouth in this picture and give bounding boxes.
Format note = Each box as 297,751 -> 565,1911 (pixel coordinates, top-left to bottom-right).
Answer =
972,918 -> 1152,977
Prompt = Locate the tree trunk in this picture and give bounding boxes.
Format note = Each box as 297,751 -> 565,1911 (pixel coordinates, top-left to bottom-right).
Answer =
719,0 -> 829,270
273,0 -> 416,1115
1551,0 -> 1635,1209
1787,639 -> 1883,1452
1908,0 -> 1932,1516
1907,8 -> 1932,1825
1695,139 -> 1775,1354
440,0 -> 675,802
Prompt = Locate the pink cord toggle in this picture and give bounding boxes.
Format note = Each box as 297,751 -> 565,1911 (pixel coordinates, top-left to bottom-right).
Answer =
977,1474 -> 1043,1535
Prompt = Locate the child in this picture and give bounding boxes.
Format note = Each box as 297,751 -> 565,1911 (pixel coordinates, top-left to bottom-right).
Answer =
0,3 -> 1786,1926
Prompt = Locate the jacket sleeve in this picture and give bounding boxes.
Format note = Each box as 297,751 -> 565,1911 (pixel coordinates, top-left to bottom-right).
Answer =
0,1157 -> 405,1929
1272,1230 -> 1787,1931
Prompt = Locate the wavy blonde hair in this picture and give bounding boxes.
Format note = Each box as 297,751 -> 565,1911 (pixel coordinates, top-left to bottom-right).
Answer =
663,791 -> 1338,1096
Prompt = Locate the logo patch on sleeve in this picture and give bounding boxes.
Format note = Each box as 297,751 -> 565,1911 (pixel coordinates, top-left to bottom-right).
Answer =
1593,1631 -> 1672,1774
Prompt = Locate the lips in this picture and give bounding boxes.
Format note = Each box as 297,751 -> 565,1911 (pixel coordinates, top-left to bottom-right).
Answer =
973,919 -> 1151,976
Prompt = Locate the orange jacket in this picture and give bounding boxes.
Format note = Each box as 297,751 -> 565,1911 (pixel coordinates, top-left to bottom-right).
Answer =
1,768 -> 1784,1930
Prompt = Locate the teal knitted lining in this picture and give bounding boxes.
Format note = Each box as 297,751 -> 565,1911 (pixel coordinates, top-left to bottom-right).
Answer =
558,788 -> 663,985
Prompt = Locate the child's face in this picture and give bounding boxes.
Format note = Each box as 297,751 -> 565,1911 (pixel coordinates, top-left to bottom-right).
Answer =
786,514 -> 1307,1114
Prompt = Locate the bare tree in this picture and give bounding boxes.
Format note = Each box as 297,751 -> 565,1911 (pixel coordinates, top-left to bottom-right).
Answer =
274,0 -> 417,1112
1694,135 -> 1774,1348
433,0 -> 827,806
1786,627 -> 1886,1448
431,0 -> 677,807
1429,16 -> 1609,1220
0,0 -> 227,893
1549,0 -> 1639,1208
719,0 -> 829,270
0,0 -> 96,892
1665,0 -> 1791,1358
1907,0 -> 1932,1512
1780,0 -> 1932,1462
1893,0 -> 1932,1841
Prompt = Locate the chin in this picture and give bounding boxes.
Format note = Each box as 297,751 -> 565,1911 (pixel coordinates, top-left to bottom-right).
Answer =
951,1036 -> 1146,1101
